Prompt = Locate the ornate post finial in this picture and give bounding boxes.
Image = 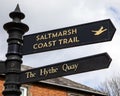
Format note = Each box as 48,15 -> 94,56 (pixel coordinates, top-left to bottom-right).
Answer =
3,4 -> 29,34
15,4 -> 21,12
9,4 -> 25,21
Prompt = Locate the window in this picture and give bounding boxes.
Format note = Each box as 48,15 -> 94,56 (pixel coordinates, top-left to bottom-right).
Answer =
20,87 -> 27,96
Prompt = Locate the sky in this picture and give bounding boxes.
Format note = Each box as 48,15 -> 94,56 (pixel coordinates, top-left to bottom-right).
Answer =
0,0 -> 120,89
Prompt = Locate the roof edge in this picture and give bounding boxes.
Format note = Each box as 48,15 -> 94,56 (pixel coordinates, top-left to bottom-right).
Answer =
39,81 -> 107,96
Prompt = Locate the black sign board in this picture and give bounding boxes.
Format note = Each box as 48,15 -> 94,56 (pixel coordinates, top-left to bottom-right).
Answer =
22,19 -> 116,55
20,52 -> 111,84
0,61 -> 5,74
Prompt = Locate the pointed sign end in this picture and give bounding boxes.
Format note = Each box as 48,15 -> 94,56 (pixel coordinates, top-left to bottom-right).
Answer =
101,52 -> 112,68
108,19 -> 116,41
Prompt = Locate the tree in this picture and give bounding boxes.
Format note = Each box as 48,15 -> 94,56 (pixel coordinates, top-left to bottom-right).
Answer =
97,76 -> 120,96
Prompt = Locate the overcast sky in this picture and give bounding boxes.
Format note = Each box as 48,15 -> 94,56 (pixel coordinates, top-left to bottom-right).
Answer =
0,0 -> 120,89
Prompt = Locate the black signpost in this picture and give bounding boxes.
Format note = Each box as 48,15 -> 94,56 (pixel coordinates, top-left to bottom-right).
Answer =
2,5 -> 29,96
0,4 -> 116,96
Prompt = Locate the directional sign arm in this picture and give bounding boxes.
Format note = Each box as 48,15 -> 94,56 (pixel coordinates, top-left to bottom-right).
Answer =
20,52 -> 111,84
22,19 -> 116,55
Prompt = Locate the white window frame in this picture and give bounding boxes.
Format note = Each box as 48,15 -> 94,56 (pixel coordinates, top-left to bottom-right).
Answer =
20,87 -> 27,96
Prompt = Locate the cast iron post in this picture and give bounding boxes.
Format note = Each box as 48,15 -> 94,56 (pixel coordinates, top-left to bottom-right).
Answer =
2,5 -> 29,96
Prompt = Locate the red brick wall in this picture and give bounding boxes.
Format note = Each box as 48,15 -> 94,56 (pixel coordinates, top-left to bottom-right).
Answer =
0,79 -> 4,96
29,84 -> 67,96
0,79 -> 67,96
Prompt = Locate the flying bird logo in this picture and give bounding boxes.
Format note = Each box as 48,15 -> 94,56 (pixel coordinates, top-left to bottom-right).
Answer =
92,26 -> 107,36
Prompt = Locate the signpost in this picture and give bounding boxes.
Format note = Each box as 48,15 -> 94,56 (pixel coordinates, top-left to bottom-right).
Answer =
20,52 -> 111,84
22,19 -> 116,55
0,4 -> 116,96
2,5 -> 29,96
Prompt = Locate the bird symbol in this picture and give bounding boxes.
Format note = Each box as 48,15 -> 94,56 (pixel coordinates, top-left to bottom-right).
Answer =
92,26 -> 107,36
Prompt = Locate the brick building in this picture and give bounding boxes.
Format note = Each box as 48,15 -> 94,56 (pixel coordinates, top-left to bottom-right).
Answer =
0,65 -> 107,96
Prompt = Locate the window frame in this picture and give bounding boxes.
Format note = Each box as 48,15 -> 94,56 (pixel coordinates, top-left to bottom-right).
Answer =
20,87 -> 27,96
